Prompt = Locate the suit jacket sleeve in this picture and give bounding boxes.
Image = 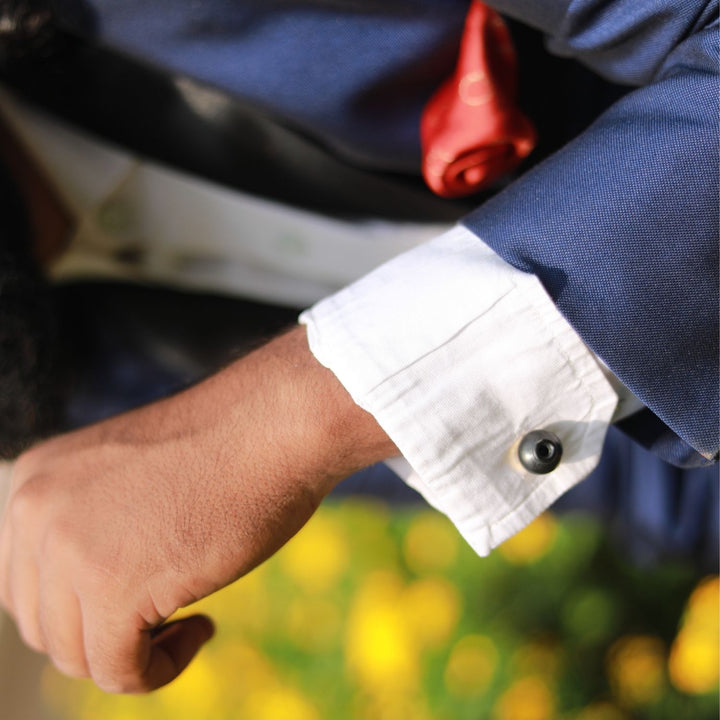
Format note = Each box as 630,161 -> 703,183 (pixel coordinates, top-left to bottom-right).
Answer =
464,0 -> 719,465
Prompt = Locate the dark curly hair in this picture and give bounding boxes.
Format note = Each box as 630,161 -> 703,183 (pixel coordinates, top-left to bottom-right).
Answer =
0,164 -> 66,459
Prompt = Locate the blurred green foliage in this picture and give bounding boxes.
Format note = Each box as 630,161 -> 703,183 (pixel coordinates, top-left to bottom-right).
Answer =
43,500 -> 719,720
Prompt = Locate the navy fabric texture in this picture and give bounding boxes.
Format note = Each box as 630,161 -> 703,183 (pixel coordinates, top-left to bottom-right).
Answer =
51,0 -> 719,466
54,0 -> 469,172
463,1 -> 719,465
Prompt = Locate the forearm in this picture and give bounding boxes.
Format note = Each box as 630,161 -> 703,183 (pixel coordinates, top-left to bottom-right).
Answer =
196,324 -> 398,496
0,324 -> 396,693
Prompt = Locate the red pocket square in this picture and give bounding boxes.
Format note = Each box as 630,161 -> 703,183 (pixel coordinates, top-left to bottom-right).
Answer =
421,1 -> 536,198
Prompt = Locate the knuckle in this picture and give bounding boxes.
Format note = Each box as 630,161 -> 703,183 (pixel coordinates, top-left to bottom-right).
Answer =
9,452 -> 34,487
93,673 -> 143,695
88,635 -> 150,695
51,655 -> 90,679
93,676 -> 124,694
9,448 -> 48,492
16,621 -> 45,654
42,516 -> 83,559
8,476 -> 54,532
7,485 -> 38,527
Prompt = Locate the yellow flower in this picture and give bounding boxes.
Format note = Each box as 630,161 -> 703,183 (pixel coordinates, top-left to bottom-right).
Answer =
402,511 -> 460,574
493,676 -> 555,720
606,635 -> 665,706
211,641 -> 278,695
243,685 -> 320,720
279,511 -> 349,593
401,576 -> 462,649
157,653 -> 222,717
444,634 -> 498,697
102,713 -> 147,720
668,576 -> 719,695
345,571 -> 419,693
498,514 -> 558,565
686,576 -> 720,619
669,629 -> 719,695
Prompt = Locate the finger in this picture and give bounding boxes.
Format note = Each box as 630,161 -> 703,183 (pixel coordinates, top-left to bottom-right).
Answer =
146,614 -> 216,687
7,545 -> 45,653
39,568 -> 89,678
85,612 -> 214,694
149,614 -> 215,642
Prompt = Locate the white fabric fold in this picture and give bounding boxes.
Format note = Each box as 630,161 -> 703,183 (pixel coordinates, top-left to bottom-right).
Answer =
300,225 -> 618,556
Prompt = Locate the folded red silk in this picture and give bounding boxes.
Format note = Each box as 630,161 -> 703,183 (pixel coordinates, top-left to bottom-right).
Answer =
420,0 -> 536,198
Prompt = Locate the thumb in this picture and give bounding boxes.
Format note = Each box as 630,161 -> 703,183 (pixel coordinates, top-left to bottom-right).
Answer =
142,614 -> 215,691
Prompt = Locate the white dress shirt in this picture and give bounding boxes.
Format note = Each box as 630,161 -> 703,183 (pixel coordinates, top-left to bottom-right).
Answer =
2,90 -> 637,556
300,226 -> 619,555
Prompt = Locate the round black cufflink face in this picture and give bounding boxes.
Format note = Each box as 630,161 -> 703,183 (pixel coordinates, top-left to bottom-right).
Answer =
518,430 -> 563,474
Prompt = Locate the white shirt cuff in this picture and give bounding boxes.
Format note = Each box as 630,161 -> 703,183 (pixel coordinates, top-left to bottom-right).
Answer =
299,225 -> 618,556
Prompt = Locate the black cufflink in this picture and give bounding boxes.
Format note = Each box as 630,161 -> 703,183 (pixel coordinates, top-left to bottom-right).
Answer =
518,430 -> 563,474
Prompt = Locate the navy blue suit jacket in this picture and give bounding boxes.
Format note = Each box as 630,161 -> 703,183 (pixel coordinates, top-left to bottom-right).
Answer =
53,0 -> 718,468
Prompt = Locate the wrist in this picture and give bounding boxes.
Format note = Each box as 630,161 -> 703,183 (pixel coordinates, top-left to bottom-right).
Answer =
238,325 -> 398,497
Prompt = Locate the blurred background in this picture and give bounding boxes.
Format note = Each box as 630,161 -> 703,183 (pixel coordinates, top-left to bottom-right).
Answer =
2,461 -> 718,720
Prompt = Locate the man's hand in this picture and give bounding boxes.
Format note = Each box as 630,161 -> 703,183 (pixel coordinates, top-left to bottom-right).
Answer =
0,326 -> 395,693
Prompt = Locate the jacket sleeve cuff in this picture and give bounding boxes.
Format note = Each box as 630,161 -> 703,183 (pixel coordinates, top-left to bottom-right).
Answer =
299,225 -> 618,556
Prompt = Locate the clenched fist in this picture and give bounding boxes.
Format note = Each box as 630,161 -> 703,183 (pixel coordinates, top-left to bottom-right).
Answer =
0,326 -> 394,693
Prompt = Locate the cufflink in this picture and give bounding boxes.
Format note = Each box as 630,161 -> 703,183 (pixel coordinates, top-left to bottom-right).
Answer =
518,430 -> 563,474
